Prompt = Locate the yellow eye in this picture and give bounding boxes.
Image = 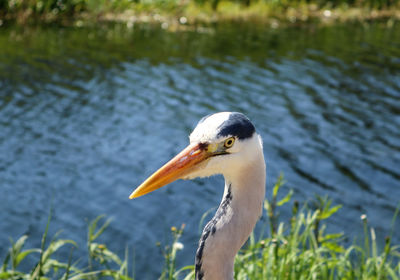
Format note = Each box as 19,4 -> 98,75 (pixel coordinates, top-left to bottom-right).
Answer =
224,137 -> 235,148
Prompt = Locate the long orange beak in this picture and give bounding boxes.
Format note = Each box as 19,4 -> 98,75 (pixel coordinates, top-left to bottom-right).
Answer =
129,143 -> 210,199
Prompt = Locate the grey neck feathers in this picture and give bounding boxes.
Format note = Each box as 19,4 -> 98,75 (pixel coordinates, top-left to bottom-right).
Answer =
195,184 -> 233,280
195,158 -> 266,280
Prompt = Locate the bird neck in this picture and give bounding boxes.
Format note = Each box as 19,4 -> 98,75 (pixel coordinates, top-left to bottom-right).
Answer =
195,154 -> 266,280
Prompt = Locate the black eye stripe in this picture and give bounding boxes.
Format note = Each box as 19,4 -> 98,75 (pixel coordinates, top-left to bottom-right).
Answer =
217,112 -> 255,140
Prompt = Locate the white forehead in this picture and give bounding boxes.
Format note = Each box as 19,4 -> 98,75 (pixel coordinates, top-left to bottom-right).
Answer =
189,112 -> 231,143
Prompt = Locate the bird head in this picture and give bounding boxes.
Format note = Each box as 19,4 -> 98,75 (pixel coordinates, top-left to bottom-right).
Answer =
129,112 -> 263,199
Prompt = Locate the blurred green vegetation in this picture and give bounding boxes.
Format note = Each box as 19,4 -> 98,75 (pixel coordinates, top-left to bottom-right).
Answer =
0,0 -> 399,25
1,175 -> 399,279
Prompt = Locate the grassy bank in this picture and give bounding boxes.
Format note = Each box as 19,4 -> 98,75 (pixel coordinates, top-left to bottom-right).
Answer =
0,0 -> 399,26
1,175 -> 399,279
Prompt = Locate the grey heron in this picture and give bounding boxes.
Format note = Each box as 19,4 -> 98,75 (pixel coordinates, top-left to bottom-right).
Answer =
130,112 -> 266,280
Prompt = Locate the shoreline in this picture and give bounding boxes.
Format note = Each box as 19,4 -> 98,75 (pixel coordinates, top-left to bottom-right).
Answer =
1,2 -> 399,28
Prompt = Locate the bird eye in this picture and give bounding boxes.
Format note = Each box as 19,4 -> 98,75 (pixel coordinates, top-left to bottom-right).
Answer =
224,137 -> 235,148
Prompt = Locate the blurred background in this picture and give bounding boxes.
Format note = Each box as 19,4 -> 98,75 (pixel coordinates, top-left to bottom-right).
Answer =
0,0 -> 399,278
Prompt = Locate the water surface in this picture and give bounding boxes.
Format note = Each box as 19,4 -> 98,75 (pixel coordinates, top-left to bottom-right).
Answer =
1,21 -> 399,278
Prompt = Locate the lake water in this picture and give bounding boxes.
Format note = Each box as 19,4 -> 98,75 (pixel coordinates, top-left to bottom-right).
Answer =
1,21 -> 399,278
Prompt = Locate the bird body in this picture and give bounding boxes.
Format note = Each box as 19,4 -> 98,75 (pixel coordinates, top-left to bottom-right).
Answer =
130,112 -> 266,280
